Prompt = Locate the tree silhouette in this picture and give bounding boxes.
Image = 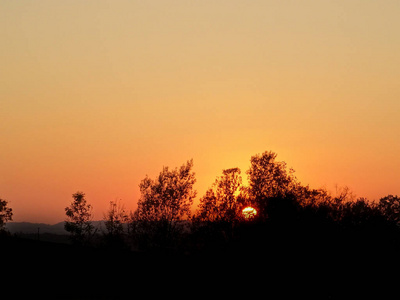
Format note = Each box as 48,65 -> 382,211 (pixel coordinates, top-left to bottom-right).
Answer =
103,200 -> 129,248
379,195 -> 400,225
246,151 -> 298,220
0,198 -> 13,233
193,167 -> 247,248
104,200 -> 129,236
196,168 -> 243,223
30,149 -> 400,274
305,186 -> 354,223
339,197 -> 385,229
130,159 -> 196,250
65,192 -> 94,245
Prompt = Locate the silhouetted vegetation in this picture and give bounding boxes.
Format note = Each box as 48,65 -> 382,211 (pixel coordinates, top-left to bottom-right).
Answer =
0,197 -> 13,235
52,150 -> 399,261
64,191 -> 95,245
5,150 -> 400,255
4,150 -> 400,298
102,200 -> 129,250
129,159 -> 196,251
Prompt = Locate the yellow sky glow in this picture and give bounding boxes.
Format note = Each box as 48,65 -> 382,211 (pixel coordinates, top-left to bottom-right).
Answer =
1,1 -> 400,223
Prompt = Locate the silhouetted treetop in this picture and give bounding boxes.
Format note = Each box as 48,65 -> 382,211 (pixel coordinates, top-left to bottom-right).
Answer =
104,200 -> 129,236
134,159 -> 196,223
379,195 -> 400,225
247,151 -> 298,198
195,167 -> 244,223
130,159 -> 196,249
246,151 -> 299,219
65,191 -> 94,245
0,198 -> 13,233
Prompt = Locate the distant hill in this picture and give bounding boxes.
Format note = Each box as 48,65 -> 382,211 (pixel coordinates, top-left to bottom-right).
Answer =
6,221 -> 106,235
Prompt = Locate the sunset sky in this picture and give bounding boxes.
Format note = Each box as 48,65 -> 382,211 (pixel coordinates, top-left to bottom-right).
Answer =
1,1 -> 400,224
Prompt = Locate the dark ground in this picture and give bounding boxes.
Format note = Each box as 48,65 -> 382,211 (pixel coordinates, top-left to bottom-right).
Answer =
2,230 -> 400,299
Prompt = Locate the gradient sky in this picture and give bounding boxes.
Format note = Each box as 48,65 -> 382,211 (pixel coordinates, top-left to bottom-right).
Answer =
1,1 -> 400,224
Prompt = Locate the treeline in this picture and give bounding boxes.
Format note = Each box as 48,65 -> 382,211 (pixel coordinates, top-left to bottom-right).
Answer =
2,150 -> 400,255
60,151 -> 400,254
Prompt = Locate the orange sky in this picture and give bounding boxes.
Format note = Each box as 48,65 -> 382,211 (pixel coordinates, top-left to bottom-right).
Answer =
1,1 -> 400,224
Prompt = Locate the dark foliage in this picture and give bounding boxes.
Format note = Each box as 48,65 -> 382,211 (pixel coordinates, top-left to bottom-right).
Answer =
64,192 -> 95,245
129,159 -> 196,251
3,151 -> 400,298
0,197 -> 13,233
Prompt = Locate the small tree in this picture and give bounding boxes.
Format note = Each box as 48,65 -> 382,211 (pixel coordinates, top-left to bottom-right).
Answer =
104,200 -> 129,236
65,192 -> 94,245
103,200 -> 129,248
0,198 -> 13,234
131,159 -> 196,250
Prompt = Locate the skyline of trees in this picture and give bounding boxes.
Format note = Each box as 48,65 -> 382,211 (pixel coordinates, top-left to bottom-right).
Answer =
60,151 -> 400,252
2,150 -> 400,254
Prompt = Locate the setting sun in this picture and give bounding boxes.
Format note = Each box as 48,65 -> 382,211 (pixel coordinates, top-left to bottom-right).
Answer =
1,2 -> 400,296
1,1 -> 399,225
242,206 -> 257,220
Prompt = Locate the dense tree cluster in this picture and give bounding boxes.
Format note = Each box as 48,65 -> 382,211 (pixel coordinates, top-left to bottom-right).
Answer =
62,151 -> 400,254
3,150 -> 400,255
